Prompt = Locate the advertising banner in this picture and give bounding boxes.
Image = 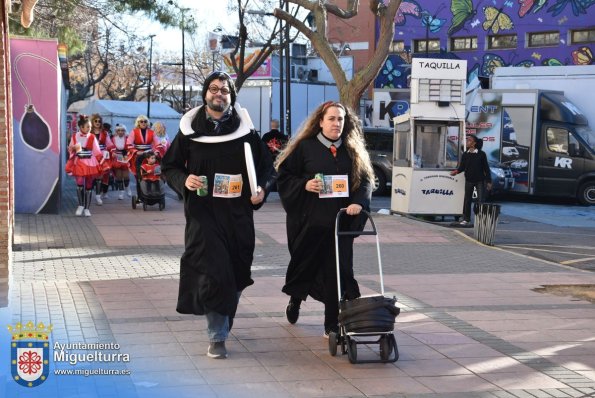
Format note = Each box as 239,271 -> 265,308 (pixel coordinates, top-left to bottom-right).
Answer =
465,91 -> 503,164
10,38 -> 61,214
372,89 -> 410,128
222,48 -> 272,79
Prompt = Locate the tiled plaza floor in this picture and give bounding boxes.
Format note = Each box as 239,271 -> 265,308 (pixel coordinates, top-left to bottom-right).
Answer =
2,182 -> 595,398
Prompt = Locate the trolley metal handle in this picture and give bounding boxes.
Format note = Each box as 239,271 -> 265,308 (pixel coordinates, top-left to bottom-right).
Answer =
334,209 -> 385,302
335,209 -> 378,236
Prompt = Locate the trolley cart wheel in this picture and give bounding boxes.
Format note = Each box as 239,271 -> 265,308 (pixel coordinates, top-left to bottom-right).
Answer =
132,195 -> 137,209
380,335 -> 391,361
328,332 -> 338,356
346,337 -> 357,364
390,334 -> 399,362
143,202 -> 147,211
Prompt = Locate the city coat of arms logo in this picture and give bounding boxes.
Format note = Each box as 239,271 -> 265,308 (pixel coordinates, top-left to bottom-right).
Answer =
7,321 -> 52,387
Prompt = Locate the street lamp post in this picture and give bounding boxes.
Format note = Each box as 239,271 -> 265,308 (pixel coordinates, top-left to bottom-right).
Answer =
181,8 -> 187,110
284,0 -> 291,137
147,34 -> 156,118
168,1 -> 188,111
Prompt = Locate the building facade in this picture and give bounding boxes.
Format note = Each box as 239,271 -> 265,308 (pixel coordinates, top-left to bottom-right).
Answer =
375,0 -> 595,89
327,1 -> 594,90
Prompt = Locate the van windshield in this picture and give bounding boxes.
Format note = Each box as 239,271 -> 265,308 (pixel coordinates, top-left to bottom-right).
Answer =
575,127 -> 595,153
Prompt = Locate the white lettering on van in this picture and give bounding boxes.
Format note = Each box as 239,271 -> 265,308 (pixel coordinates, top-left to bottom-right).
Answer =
554,157 -> 573,169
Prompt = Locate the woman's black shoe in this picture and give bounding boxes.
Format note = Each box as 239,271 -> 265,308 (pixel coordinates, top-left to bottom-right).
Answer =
285,297 -> 301,324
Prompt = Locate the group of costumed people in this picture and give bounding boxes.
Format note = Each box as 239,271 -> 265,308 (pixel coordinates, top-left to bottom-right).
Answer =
66,113 -> 170,216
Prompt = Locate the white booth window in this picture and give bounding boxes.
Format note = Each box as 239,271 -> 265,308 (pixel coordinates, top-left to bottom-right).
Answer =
412,123 -> 462,169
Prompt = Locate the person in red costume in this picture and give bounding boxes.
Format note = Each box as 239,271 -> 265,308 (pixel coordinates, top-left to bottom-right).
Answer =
126,115 -> 159,202
66,115 -> 104,217
110,125 -> 132,200
90,113 -> 115,205
140,152 -> 162,194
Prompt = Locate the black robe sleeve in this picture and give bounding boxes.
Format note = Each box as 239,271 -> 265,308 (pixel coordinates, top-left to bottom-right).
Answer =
247,131 -> 274,210
276,144 -> 309,215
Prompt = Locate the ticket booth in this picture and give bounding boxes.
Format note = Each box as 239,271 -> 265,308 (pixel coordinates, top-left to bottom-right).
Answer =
390,59 -> 467,216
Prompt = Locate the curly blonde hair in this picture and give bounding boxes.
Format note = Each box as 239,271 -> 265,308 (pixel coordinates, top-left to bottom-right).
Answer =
134,115 -> 150,129
153,121 -> 166,137
275,101 -> 374,191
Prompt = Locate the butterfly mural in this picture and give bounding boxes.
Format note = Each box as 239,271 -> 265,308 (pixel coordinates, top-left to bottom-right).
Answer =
518,0 -> 548,16
448,0 -> 478,36
394,0 -> 422,25
421,11 -> 447,32
481,53 -> 535,76
542,58 -> 565,65
467,63 -> 481,85
572,46 -> 593,65
483,6 -> 514,33
380,58 -> 403,88
547,0 -> 595,17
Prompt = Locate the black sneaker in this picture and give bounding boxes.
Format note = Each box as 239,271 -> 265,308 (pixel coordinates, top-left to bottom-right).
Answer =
285,297 -> 301,324
207,341 -> 227,359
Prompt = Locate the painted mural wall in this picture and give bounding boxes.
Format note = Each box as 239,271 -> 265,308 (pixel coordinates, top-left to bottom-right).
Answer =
375,0 -> 595,89
10,38 -> 61,214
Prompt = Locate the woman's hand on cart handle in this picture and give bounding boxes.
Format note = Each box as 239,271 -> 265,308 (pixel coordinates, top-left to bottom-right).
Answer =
345,204 -> 362,216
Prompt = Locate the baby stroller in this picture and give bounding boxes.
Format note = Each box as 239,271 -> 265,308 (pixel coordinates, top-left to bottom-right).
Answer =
328,209 -> 400,364
132,152 -> 165,211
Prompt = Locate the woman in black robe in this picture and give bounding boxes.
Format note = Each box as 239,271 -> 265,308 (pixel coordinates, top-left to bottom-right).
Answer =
276,101 -> 374,336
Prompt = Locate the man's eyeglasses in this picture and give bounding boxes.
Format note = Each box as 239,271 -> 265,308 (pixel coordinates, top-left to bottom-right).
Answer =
208,85 -> 231,95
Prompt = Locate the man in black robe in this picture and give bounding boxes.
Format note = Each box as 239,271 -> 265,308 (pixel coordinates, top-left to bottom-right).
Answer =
162,71 -> 273,359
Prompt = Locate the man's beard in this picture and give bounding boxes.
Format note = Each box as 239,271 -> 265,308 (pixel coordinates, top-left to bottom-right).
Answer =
207,98 -> 230,113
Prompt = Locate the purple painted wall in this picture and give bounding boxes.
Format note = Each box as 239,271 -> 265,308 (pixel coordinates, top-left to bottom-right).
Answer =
375,0 -> 595,89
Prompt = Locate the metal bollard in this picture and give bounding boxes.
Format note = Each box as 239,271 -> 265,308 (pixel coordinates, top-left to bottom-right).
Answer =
473,203 -> 501,245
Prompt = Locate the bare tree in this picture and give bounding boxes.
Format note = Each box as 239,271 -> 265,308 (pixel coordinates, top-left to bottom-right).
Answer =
274,0 -> 401,110
223,0 -> 305,91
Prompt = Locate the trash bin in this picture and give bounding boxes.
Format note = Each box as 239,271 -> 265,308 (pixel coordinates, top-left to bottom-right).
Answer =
473,203 -> 501,245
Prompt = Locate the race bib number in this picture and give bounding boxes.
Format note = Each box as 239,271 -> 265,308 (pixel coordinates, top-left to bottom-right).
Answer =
213,173 -> 243,198
319,175 -> 349,198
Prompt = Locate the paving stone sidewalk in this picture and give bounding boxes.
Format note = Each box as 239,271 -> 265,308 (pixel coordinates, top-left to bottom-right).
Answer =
2,181 -> 595,398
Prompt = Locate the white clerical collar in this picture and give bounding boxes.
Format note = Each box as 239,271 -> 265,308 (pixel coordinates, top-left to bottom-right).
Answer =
179,103 -> 253,143
317,132 -> 342,149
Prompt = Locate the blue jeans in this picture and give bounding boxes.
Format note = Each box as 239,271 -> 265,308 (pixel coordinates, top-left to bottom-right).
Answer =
206,291 -> 242,342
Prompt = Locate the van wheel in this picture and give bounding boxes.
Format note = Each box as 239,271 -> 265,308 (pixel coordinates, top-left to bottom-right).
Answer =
373,167 -> 387,196
577,181 -> 595,206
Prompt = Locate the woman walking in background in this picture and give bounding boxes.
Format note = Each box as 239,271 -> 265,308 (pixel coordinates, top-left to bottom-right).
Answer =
67,115 -> 103,217
90,113 -> 114,204
126,115 -> 158,201
110,124 -> 132,200
275,101 -> 374,336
